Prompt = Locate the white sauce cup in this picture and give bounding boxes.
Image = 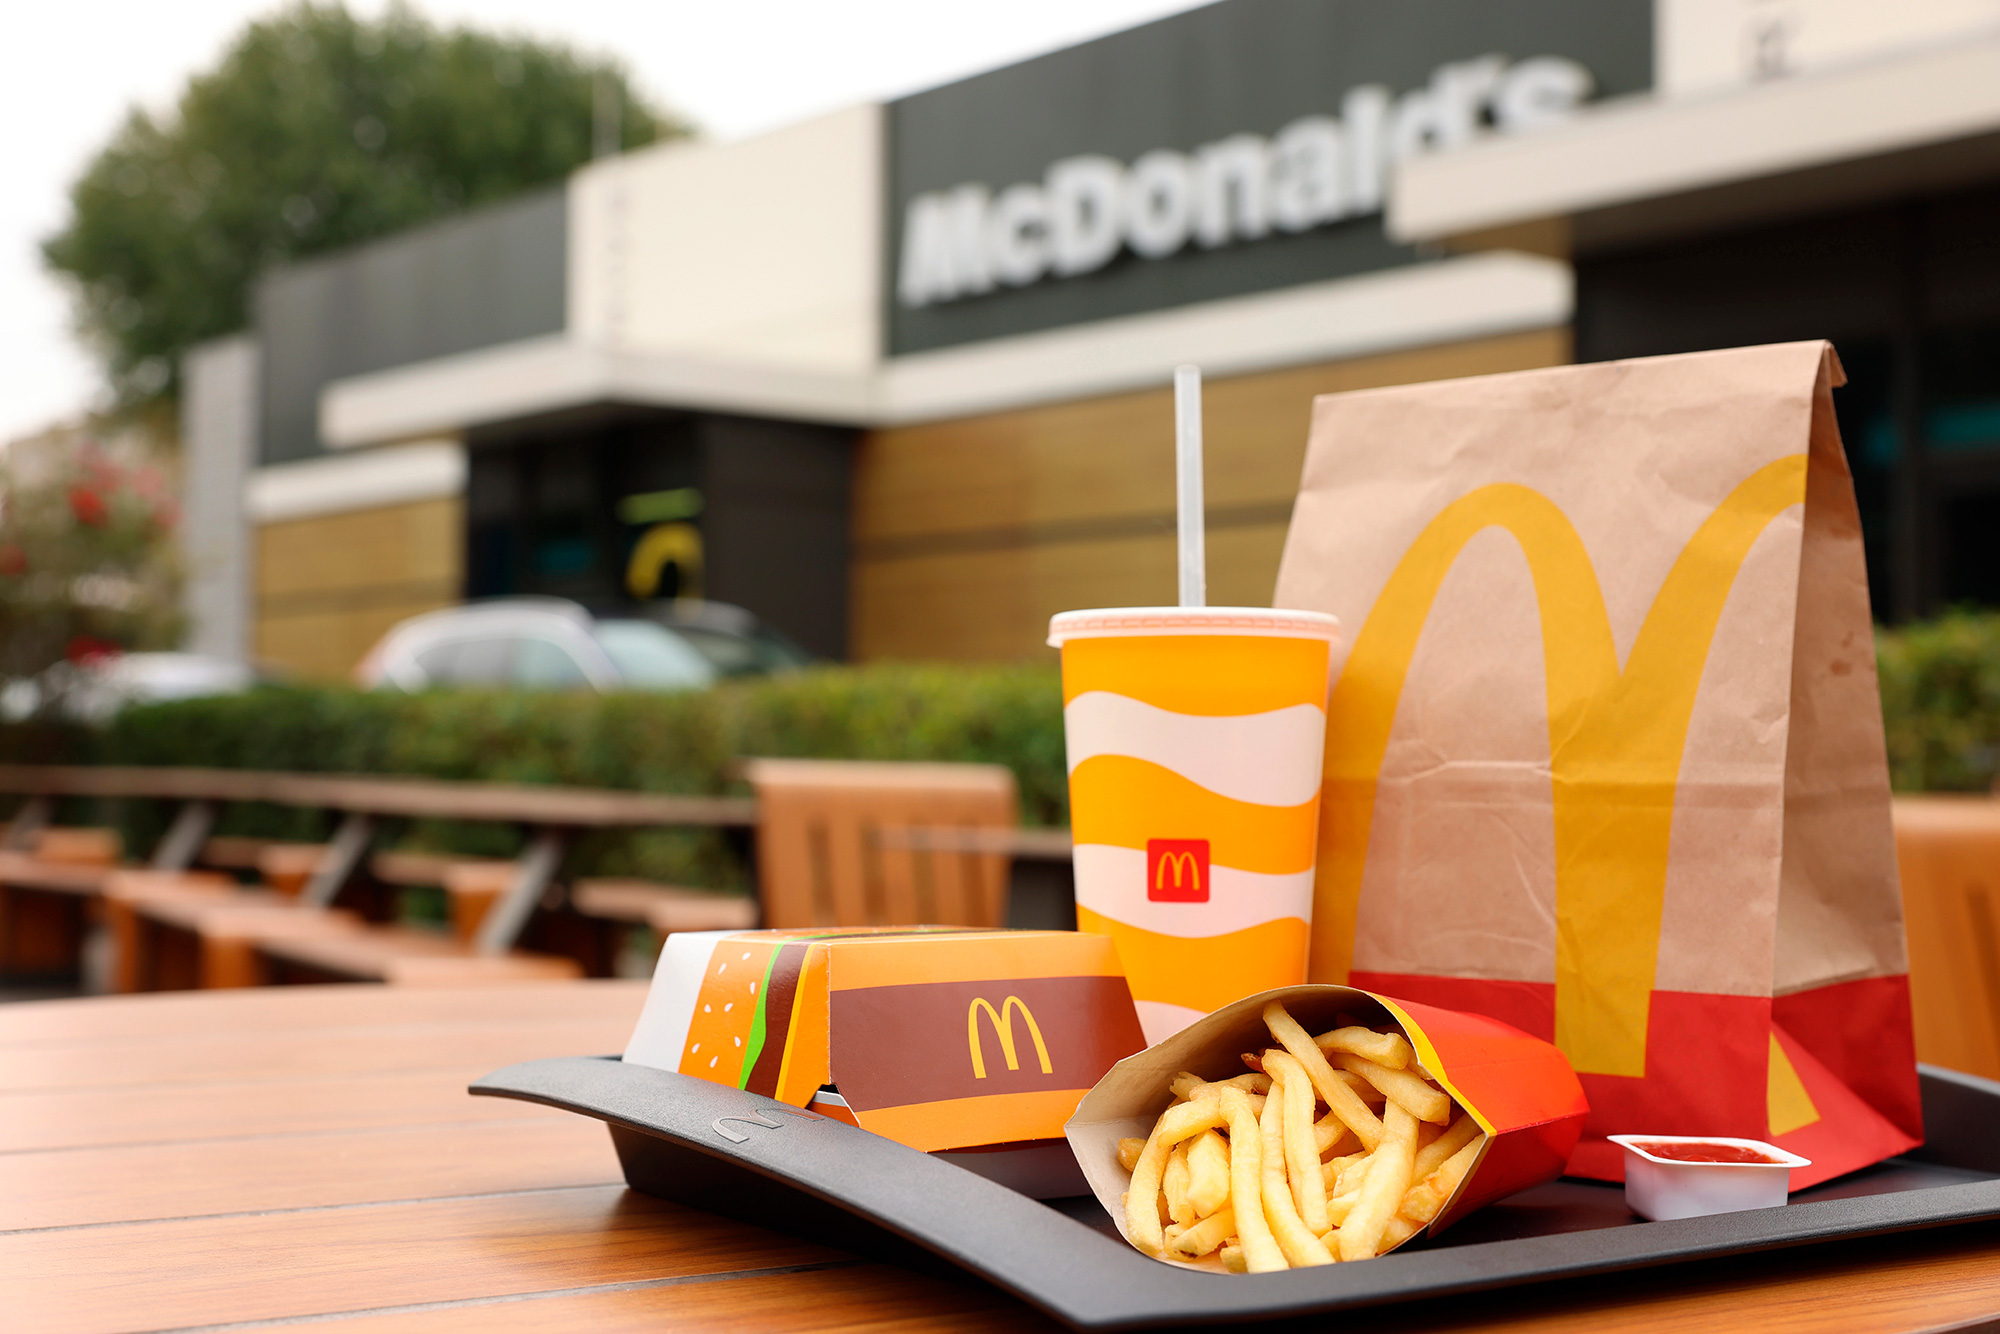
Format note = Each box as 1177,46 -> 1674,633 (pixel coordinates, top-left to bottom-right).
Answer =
1607,1134 -> 1812,1221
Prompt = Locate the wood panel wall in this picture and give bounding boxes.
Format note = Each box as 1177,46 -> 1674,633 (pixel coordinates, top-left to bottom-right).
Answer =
850,328 -> 1572,661
253,498 -> 463,681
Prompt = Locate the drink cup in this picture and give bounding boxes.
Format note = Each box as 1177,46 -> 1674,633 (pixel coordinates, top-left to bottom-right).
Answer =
1047,606 -> 1341,1044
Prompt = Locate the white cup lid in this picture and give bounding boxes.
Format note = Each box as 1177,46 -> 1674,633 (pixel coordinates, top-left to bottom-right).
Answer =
1047,606 -> 1341,647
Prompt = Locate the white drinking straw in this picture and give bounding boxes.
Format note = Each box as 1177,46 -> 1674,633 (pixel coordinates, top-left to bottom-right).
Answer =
1174,364 -> 1206,609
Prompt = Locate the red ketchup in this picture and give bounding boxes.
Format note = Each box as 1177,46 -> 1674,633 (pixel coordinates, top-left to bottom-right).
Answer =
1631,1140 -> 1785,1165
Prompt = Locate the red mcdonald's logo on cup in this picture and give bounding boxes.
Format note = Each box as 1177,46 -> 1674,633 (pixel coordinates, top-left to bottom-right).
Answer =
1147,838 -> 1210,903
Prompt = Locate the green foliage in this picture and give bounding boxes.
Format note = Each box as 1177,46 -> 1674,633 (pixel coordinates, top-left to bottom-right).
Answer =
1877,609 -> 2000,792
42,2 -> 687,407
0,440 -> 183,703
15,613 -> 2000,875
92,663 -> 1066,887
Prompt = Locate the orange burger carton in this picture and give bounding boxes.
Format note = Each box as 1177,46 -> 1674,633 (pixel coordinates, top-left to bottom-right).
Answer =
623,926 -> 1148,1195
1066,983 -> 1589,1259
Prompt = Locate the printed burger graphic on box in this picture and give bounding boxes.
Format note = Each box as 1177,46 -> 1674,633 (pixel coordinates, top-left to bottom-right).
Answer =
623,927 -> 1148,1176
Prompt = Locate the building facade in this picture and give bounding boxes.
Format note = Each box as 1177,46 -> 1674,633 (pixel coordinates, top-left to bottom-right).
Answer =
182,0 -> 2000,677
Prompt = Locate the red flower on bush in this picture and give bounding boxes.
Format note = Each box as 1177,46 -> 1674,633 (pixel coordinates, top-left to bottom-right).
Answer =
65,635 -> 119,665
0,544 -> 23,576
69,485 -> 108,527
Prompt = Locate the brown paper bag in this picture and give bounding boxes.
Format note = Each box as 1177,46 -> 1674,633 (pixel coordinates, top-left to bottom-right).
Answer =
1273,342 -> 1920,1187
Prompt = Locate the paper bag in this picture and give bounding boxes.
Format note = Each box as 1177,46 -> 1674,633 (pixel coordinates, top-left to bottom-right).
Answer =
1273,342 -> 1921,1187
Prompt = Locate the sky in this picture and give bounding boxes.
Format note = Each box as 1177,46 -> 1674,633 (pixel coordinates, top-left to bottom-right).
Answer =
0,0 -> 1198,446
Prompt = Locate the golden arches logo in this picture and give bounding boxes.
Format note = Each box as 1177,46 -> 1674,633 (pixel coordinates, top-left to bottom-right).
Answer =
626,522 -> 704,600
1314,455 -> 1810,1078
967,995 -> 1053,1079
1147,837 -> 1210,902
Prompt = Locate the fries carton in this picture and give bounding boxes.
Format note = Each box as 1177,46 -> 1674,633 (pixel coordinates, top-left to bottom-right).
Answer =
624,926 -> 1148,1187
1066,983 -> 1588,1262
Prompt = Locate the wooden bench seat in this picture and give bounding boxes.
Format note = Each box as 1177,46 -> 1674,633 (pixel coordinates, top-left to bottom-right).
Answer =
120,894 -> 366,992
570,879 -> 758,934
253,928 -> 581,986
0,830 -> 125,982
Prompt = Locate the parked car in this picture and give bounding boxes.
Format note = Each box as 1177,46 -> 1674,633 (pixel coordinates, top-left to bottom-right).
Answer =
1,652 -> 262,724
354,598 -> 809,693
636,599 -> 814,679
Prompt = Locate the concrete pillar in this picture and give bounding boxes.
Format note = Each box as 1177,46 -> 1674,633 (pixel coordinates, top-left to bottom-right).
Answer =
179,336 -> 259,662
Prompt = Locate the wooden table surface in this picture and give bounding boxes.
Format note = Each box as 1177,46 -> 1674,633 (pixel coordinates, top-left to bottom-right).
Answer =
5,983 -> 2000,1334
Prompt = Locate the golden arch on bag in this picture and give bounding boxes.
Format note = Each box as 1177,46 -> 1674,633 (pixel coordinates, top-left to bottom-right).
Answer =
1314,454 -> 1810,1079
1156,852 -> 1202,894
967,996 -> 1053,1080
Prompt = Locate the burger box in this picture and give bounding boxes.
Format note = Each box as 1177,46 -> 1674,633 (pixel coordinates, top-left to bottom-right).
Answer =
476,965 -> 2000,1329
1065,983 -> 1590,1261
619,926 -> 1149,1197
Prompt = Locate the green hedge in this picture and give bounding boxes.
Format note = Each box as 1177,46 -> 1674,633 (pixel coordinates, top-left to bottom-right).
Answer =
83,663 -> 1067,888
7,610 -> 2000,883
1877,610 -> 2000,793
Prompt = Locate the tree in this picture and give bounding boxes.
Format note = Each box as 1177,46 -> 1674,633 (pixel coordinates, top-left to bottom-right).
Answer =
43,2 -> 688,409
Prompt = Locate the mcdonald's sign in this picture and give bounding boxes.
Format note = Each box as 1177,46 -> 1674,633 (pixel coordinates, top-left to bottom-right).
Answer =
1147,838 -> 1210,903
967,995 -> 1054,1079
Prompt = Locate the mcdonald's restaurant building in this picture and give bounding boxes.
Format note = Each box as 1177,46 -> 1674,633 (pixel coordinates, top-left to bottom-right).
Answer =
181,0 -> 2000,678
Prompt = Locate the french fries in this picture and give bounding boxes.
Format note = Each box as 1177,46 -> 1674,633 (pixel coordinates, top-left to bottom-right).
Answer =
1186,1129 -> 1231,1218
1113,1000 -> 1487,1271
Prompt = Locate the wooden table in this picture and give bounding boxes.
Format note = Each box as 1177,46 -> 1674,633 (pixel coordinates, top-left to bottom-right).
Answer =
6,983 -> 2000,1334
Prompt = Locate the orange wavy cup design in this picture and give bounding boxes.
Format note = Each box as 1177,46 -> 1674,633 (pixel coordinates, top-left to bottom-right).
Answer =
1049,607 -> 1341,1043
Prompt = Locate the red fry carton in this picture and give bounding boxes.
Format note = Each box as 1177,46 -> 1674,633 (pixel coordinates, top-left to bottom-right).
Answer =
1066,983 -> 1589,1258
623,926 -> 1148,1189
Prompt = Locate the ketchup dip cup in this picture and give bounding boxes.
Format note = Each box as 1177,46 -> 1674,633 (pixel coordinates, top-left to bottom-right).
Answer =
1608,1135 -> 1813,1221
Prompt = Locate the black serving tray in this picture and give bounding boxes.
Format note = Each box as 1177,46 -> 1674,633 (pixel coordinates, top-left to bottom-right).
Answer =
470,1059 -> 2000,1331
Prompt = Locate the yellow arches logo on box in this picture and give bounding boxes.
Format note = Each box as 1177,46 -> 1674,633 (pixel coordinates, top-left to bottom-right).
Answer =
967,996 -> 1053,1079
1316,454 -> 1810,1078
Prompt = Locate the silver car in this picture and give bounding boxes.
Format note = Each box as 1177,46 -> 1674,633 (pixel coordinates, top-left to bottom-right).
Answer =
356,599 -> 779,692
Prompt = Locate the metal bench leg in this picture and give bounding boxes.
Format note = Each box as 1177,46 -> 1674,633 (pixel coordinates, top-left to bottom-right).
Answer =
150,800 -> 219,871
474,828 -> 568,956
300,812 -> 377,909
5,795 -> 53,851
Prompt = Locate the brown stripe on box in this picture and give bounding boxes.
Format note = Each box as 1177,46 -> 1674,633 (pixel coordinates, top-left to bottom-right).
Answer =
829,974 -> 1145,1111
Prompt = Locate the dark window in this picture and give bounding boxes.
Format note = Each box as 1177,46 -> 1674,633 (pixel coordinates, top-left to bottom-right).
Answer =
1577,183 -> 2000,620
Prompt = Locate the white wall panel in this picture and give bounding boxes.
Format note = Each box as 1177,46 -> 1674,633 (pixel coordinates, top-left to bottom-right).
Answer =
569,105 -> 882,375
1659,0 -> 2000,97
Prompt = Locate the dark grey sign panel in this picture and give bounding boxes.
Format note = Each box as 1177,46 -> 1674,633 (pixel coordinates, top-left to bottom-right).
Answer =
887,0 -> 1653,357
256,186 -> 567,466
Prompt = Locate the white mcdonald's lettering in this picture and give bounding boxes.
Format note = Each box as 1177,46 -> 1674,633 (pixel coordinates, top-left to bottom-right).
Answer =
898,54 -> 1593,308
967,995 -> 1054,1079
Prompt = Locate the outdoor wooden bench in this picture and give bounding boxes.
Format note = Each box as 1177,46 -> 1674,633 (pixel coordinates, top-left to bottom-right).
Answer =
0,760 -> 1078,988
100,869 -> 368,991
0,826 -> 125,982
0,764 -> 759,989
745,757 -> 1019,929
568,878 -> 760,935
155,777 -> 757,988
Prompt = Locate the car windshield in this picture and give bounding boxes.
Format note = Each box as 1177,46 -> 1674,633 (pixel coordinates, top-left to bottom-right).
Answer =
663,623 -> 813,677
591,621 -> 716,690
